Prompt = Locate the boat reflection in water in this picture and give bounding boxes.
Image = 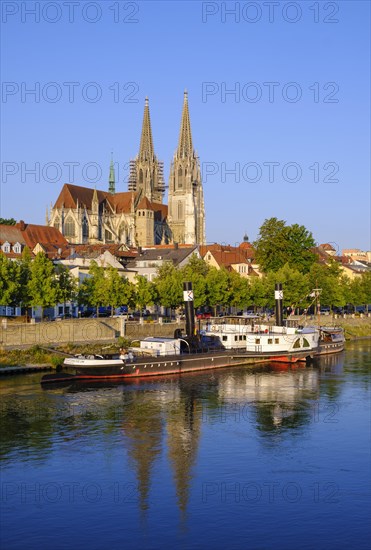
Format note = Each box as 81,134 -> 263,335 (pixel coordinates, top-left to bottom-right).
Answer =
2,353 -> 346,524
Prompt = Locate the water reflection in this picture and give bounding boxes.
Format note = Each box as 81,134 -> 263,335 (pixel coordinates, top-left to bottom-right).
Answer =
0,351 -> 349,521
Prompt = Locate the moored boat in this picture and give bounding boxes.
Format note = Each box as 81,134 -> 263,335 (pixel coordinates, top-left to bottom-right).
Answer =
316,327 -> 345,355
41,283 -> 319,384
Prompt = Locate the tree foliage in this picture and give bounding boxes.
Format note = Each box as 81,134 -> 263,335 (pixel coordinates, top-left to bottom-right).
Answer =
254,217 -> 316,273
27,253 -> 59,315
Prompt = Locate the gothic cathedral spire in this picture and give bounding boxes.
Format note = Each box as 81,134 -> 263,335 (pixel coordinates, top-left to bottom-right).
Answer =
109,154 -> 115,194
168,91 -> 206,245
128,97 -> 165,203
177,90 -> 193,158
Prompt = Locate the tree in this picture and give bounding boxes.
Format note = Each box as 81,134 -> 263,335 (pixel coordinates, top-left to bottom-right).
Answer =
55,264 -> 77,311
134,275 -> 157,314
0,253 -> 22,306
206,267 -> 231,313
308,261 -> 345,308
254,218 -> 288,273
266,264 -> 310,310
228,271 -> 251,309
0,218 -> 16,225
153,263 -> 183,311
105,267 -> 134,316
180,254 -> 209,309
254,217 -> 316,273
27,253 -> 59,317
78,261 -> 107,315
285,224 -> 316,273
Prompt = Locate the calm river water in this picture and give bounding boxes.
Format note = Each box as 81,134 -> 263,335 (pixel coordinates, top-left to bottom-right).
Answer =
1,342 -> 370,550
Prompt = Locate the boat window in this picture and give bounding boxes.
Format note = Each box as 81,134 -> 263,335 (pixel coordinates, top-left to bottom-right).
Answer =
293,338 -> 301,348
255,338 -> 260,344
239,335 -> 243,341
268,338 -> 273,344
243,335 -> 246,340
275,338 -> 279,344
235,336 -> 238,341
222,335 -> 227,341
303,338 -> 310,347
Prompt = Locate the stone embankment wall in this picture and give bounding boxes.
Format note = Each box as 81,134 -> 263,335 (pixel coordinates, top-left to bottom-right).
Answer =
0,318 -> 186,349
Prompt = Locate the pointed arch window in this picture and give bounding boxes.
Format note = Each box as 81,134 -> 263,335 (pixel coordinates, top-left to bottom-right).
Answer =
139,169 -> 143,184
54,217 -> 60,230
177,167 -> 183,188
64,217 -> 76,237
82,218 -> 89,240
177,201 -> 184,220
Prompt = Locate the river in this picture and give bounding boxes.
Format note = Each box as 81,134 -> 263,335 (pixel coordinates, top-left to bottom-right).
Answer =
1,341 -> 370,550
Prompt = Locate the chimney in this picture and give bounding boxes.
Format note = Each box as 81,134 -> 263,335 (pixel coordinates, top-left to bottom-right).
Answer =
18,220 -> 26,231
183,281 -> 195,338
275,283 -> 283,327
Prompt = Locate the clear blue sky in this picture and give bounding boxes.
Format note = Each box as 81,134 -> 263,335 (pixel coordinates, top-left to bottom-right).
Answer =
1,0 -> 370,252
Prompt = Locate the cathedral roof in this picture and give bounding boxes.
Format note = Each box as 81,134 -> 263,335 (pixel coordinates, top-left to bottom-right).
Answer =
54,184 -> 109,209
109,192 -> 136,213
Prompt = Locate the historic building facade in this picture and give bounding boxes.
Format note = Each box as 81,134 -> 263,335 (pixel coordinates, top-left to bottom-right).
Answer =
48,93 -> 206,247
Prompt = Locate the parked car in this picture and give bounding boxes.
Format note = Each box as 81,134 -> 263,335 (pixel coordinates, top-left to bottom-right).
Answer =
196,312 -> 212,319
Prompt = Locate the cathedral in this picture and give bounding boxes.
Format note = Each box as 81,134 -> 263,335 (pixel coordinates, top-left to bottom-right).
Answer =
48,92 -> 206,247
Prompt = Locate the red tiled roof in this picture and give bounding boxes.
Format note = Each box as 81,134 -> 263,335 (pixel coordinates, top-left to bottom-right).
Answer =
22,224 -> 68,249
320,243 -> 336,251
0,225 -> 26,246
201,243 -> 255,261
109,192 -> 136,213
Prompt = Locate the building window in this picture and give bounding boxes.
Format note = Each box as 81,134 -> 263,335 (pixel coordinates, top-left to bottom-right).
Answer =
2,242 -> 10,253
177,167 -> 183,188
82,218 -> 89,240
177,201 -> 183,220
64,218 -> 75,237
105,230 -> 113,242
13,242 -> 22,253
139,169 -> 143,184
54,217 -> 60,230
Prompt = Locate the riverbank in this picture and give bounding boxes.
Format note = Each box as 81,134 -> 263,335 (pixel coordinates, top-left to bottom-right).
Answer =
0,319 -> 370,370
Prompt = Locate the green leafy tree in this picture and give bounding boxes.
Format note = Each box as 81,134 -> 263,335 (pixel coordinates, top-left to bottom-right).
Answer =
78,261 -> 107,315
153,263 -> 183,312
308,261 -> 345,308
105,267 -> 134,316
0,253 -> 22,305
0,218 -> 16,225
266,265 -> 310,310
134,275 -> 157,315
228,270 -> 251,309
181,254 -> 209,309
249,277 -> 270,311
360,273 -> 371,310
254,217 -> 316,273
254,218 -> 288,273
27,253 -> 59,318
206,267 -> 231,313
285,224 -> 316,273
55,264 -> 77,310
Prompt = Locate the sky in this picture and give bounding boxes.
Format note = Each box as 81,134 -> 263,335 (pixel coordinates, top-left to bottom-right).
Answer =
1,0 -> 370,252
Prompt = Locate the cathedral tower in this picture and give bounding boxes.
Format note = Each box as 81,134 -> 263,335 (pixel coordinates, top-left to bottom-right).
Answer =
168,91 -> 205,245
128,97 -> 165,203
